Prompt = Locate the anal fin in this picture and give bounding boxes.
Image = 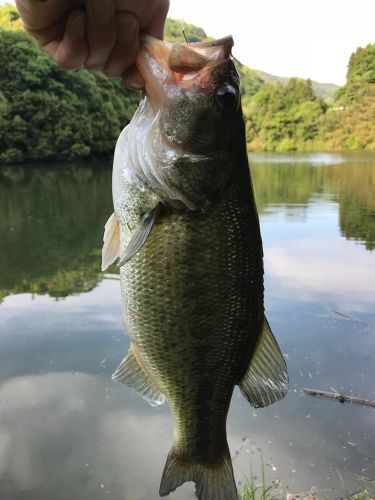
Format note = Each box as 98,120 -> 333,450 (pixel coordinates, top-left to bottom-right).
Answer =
112,344 -> 165,407
238,317 -> 288,408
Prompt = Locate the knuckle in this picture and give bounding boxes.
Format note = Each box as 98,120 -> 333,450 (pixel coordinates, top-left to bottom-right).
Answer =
104,53 -> 132,76
56,48 -> 87,70
55,56 -> 78,70
115,11 -> 138,32
114,13 -> 139,52
103,66 -> 122,78
116,12 -> 138,33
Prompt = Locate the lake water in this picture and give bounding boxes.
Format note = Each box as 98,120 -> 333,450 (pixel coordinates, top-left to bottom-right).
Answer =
0,152 -> 374,499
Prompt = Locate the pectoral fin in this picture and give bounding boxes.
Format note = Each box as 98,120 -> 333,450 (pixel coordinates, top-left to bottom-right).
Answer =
112,344 -> 165,407
118,204 -> 161,267
238,317 -> 288,408
101,212 -> 120,272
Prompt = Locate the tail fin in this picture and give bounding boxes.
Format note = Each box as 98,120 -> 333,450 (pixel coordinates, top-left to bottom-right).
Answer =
159,446 -> 238,500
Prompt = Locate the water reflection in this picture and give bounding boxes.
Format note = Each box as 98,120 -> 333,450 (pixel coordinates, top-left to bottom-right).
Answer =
1,155 -> 374,302
0,164 -> 112,302
251,153 -> 375,251
0,153 -> 375,499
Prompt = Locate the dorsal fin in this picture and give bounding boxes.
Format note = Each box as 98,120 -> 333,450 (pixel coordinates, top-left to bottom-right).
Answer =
238,317 -> 288,408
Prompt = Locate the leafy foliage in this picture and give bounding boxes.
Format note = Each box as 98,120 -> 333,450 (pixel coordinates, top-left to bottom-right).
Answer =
0,164 -> 114,302
0,3 -> 22,30
340,43 -> 375,101
164,18 -> 210,43
244,79 -> 327,151
236,60 -> 264,98
0,9 -> 138,164
319,44 -> 375,151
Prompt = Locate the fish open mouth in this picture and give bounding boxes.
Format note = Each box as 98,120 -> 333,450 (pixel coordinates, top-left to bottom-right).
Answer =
134,35 -> 235,104
141,34 -> 234,68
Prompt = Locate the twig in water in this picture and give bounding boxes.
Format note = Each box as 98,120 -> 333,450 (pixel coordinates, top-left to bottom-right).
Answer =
333,310 -> 352,319
303,388 -> 375,408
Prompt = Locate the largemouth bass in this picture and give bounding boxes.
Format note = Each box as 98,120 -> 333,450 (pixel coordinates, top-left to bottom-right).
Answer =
102,35 -> 288,500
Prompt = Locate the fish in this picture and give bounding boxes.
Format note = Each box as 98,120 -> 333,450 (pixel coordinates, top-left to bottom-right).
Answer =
102,34 -> 288,500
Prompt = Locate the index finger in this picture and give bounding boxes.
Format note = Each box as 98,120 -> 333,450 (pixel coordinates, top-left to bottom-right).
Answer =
143,0 -> 170,39
114,0 -> 169,38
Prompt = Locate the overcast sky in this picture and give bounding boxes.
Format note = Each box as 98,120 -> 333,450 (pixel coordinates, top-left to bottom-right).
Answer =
2,0 -> 374,85
169,0 -> 374,85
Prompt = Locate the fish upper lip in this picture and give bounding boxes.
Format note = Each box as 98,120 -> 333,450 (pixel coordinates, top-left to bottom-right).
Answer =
139,35 -> 234,69
140,34 -> 234,49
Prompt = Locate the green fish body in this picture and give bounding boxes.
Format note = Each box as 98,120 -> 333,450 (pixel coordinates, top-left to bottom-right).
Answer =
102,35 -> 288,500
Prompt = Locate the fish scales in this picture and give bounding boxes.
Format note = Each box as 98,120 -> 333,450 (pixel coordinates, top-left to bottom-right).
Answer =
102,34 -> 288,500
121,175 -> 263,456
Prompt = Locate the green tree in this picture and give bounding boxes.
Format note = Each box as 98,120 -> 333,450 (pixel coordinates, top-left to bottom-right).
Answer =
0,8 -> 139,164
322,44 -> 375,151
245,78 -> 326,151
0,3 -> 22,30
164,18 -> 209,43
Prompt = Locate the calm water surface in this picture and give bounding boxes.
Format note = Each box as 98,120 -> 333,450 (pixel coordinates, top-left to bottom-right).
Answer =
0,152 -> 374,499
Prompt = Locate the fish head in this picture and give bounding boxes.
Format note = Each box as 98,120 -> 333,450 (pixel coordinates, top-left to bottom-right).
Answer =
121,36 -> 247,210
136,35 -> 242,157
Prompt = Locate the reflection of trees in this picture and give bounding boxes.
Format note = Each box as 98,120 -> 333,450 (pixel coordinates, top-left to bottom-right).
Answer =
333,162 -> 375,251
252,156 -> 375,250
251,161 -> 325,212
1,158 -> 374,302
0,165 -> 114,302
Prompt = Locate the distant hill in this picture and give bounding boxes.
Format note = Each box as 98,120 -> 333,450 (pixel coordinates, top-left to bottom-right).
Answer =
254,69 -> 338,102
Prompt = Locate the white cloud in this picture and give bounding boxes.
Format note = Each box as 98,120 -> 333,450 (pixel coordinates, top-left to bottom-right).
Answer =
168,0 -> 375,84
265,237 -> 375,311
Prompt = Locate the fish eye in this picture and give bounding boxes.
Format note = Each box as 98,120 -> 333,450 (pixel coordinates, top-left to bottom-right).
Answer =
215,83 -> 239,110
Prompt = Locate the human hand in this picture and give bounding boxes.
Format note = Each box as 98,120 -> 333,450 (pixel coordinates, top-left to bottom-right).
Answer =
15,0 -> 170,87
